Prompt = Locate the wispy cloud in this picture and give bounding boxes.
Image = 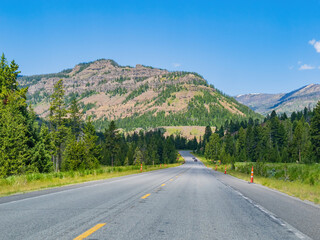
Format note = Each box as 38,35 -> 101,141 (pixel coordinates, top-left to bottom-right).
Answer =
309,39 -> 320,53
299,64 -> 315,70
288,66 -> 294,70
172,63 -> 181,68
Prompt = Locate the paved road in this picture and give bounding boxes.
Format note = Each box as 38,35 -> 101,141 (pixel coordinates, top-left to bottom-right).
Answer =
0,151 -> 316,240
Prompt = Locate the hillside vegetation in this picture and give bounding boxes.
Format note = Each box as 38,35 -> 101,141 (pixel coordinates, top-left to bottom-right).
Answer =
19,59 -> 261,130
0,55 -> 181,180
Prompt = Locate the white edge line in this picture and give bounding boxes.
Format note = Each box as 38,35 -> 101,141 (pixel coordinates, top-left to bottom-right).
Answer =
221,181 -> 312,240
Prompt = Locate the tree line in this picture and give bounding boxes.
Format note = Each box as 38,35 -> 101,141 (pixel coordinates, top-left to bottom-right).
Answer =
200,107 -> 320,165
0,55 -> 178,178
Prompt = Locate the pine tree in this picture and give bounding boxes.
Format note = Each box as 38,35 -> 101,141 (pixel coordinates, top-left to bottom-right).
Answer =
310,101 -> 320,162
104,121 -> 120,166
49,79 -> 68,171
245,124 -> 254,161
69,97 -> 82,139
0,54 -> 31,177
133,147 -> 143,165
63,135 -> 86,170
30,124 -> 53,173
0,54 -> 21,105
82,119 -> 101,168
0,100 -> 30,177
203,125 -> 212,143
204,133 -> 221,161
224,133 -> 235,156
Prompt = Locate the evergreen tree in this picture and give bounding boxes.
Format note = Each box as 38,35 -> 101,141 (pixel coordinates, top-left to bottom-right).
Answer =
104,121 -> 120,166
162,136 -> 177,164
82,119 -> 101,168
69,96 -> 82,139
203,125 -> 212,143
245,124 -> 254,161
63,119 -> 100,170
204,133 -> 221,161
133,147 -> 144,165
0,100 -> 30,177
224,133 -> 235,156
236,128 -> 247,162
310,101 -> 320,162
30,125 -> 53,173
0,54 -> 31,177
0,54 -> 21,104
126,143 -> 135,165
49,79 -> 68,171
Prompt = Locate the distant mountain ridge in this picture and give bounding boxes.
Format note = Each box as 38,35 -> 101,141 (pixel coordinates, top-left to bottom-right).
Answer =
235,84 -> 320,115
18,59 -> 261,130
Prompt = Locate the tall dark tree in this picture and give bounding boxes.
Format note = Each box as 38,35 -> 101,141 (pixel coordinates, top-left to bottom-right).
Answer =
0,54 -> 31,177
104,121 -> 120,166
204,133 -> 221,161
49,79 -> 68,171
203,125 -> 212,143
31,124 -> 53,173
310,102 -> 320,162
69,97 -> 82,139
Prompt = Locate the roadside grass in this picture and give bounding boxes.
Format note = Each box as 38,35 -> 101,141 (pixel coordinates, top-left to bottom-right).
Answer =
193,153 -> 320,205
0,160 -> 184,197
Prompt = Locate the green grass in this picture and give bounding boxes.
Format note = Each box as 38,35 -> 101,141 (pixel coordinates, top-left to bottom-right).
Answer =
190,129 -> 200,136
193,153 -> 320,205
166,128 -> 182,135
0,161 -> 184,197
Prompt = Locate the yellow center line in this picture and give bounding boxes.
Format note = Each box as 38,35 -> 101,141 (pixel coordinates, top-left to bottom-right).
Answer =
170,179 -> 173,181
176,176 -> 178,178
73,223 -> 106,240
141,193 -> 151,199
161,184 -> 166,187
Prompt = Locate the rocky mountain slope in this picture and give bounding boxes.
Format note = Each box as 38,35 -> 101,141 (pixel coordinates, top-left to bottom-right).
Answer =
18,59 -> 261,130
235,84 -> 320,115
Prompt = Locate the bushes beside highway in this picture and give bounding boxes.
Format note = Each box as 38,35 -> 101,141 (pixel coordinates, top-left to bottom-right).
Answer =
196,154 -> 320,204
235,162 -> 319,186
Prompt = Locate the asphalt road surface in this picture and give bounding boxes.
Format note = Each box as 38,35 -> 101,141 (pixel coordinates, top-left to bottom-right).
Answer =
0,151 -> 318,240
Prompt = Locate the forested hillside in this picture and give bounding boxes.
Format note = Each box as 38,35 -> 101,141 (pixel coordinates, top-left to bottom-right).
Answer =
0,55 -> 178,178
18,59 -> 261,130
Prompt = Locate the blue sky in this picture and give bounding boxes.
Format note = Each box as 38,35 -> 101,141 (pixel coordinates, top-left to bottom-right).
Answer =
1,0 -> 320,95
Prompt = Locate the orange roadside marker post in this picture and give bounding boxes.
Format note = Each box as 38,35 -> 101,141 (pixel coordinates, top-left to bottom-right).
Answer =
215,165 -> 218,171
140,163 -> 143,172
224,166 -> 227,174
250,166 -> 254,183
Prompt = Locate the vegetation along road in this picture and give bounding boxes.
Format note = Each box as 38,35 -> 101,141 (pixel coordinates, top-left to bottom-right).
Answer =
1,151 -> 318,240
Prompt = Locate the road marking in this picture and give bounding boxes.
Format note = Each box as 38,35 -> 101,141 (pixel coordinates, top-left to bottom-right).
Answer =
141,193 -> 151,199
176,176 -> 178,178
161,184 -> 166,187
74,223 -> 106,240
226,185 -> 311,240
170,179 -> 173,181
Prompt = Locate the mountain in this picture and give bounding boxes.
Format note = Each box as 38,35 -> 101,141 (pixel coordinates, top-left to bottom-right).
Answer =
235,84 -> 320,115
18,59 -> 261,130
